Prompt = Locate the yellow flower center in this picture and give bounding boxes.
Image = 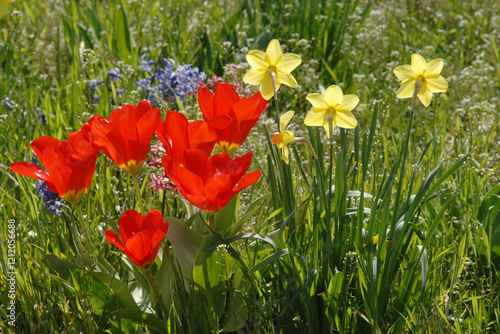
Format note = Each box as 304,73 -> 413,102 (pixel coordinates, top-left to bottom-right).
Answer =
271,133 -> 283,144
268,65 -> 277,75
326,106 -> 336,115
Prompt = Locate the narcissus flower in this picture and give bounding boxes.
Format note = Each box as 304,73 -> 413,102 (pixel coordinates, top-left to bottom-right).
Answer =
89,100 -> 160,174
304,85 -> 359,139
105,209 -> 168,269
272,111 -> 296,164
198,83 -> 267,155
10,124 -> 100,203
162,149 -> 261,213
243,39 -> 301,100
155,110 -> 219,166
393,54 -> 448,107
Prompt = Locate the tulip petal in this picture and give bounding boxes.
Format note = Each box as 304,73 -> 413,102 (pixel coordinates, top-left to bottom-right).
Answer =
105,230 -> 126,252
198,86 -> 215,120
232,170 -> 262,194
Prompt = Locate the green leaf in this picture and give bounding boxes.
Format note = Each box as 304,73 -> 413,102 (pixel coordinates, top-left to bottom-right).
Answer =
115,4 -> 133,64
93,272 -> 139,310
165,216 -> 202,284
203,232 -> 277,252
248,249 -> 289,274
44,254 -> 82,280
116,309 -> 166,333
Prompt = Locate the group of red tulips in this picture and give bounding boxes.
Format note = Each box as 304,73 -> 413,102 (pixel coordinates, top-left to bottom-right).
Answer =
10,83 -> 267,269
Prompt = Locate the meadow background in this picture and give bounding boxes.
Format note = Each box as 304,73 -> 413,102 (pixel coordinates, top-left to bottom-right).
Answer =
1,0 -> 499,333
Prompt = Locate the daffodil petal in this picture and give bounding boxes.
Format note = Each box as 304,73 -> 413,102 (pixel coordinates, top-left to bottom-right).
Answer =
246,50 -> 269,69
243,68 -> 265,85
411,54 -> 427,74
323,122 -> 336,139
426,58 -> 444,76
306,93 -> 329,109
304,109 -> 326,127
324,85 -> 343,106
280,110 -> 295,131
282,130 -> 295,144
425,76 -> 448,93
278,53 -> 302,73
266,39 -> 282,64
260,75 -> 275,100
394,65 -> 415,81
281,145 -> 290,165
335,111 -> 358,129
396,80 -> 416,99
417,89 -> 432,107
277,71 -> 298,88
337,94 -> 359,112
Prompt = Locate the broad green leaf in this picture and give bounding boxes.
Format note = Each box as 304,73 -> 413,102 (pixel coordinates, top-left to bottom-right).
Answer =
44,254 -> 82,280
115,4 -> 133,64
165,216 -> 202,284
116,309 -> 166,334
93,271 -> 139,310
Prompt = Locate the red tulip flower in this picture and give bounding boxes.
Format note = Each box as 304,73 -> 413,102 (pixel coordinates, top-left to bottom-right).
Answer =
10,124 -> 100,204
198,83 -> 268,155
155,110 -> 223,166
162,149 -> 261,213
105,209 -> 169,269
89,100 -> 160,174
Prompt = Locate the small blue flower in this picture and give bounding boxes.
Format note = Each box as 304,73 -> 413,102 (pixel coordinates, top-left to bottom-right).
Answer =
36,107 -> 47,126
2,97 -> 16,110
37,179 -> 65,215
109,67 -> 123,82
90,79 -> 103,93
141,56 -> 155,73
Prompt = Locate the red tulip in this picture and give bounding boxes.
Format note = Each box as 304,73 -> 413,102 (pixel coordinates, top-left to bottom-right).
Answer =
10,124 -> 100,204
89,100 -> 160,174
162,149 -> 261,213
105,209 -> 168,269
155,110 -> 221,166
198,83 -> 268,155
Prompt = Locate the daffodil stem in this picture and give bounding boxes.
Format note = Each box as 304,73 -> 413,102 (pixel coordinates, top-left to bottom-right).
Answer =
146,268 -> 168,319
132,173 -> 145,214
391,82 -> 420,232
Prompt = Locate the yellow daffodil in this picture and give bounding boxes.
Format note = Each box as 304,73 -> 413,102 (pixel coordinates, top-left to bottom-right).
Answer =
243,39 -> 302,100
393,54 -> 448,107
272,110 -> 318,164
271,111 -> 296,164
304,85 -> 359,139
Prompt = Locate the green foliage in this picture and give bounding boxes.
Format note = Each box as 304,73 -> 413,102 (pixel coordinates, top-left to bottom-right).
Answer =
1,0 -> 499,333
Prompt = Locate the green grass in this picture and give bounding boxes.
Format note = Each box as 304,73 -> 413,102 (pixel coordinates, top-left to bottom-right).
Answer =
1,0 -> 499,333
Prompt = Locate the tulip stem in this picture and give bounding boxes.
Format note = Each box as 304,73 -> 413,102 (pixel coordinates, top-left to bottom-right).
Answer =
208,214 -> 215,230
132,173 -> 146,214
75,202 -> 95,268
145,268 -> 168,319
